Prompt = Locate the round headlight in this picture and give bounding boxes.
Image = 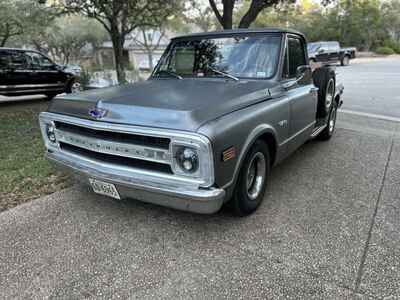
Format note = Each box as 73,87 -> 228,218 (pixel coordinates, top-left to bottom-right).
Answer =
46,123 -> 56,143
176,147 -> 199,173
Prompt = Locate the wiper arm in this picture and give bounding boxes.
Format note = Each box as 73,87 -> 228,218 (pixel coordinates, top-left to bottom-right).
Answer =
207,65 -> 239,81
154,70 -> 183,80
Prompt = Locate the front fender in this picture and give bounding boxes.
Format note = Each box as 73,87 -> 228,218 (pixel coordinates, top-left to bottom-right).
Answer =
197,97 -> 289,191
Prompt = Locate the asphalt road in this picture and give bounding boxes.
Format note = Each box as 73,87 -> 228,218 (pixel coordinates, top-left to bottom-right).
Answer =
337,56 -> 400,119
1,59 -> 400,299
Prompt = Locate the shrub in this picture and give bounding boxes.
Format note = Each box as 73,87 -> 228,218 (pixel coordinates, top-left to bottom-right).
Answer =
383,40 -> 400,54
375,47 -> 395,55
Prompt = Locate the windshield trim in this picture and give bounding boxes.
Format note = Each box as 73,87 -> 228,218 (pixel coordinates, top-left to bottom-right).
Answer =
151,33 -> 283,81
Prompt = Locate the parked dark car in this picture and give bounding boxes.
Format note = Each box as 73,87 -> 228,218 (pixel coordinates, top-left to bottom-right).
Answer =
308,41 -> 356,66
40,28 -> 344,216
0,48 -> 79,100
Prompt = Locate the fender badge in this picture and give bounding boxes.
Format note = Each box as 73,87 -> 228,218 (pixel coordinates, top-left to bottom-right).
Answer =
89,100 -> 108,119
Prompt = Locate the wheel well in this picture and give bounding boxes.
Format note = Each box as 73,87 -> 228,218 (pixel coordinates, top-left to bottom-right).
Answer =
335,94 -> 341,105
258,132 -> 277,167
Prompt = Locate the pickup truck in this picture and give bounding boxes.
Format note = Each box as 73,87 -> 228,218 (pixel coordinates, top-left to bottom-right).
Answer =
39,28 -> 343,216
308,41 -> 356,66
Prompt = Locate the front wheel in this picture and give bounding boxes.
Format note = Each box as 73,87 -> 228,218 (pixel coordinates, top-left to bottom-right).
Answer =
318,101 -> 338,141
230,140 -> 270,216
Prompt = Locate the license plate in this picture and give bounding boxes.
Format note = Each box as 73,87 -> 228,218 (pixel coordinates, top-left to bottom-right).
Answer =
89,178 -> 120,200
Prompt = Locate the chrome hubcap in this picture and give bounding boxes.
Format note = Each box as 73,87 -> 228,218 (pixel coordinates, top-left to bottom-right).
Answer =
329,106 -> 337,133
325,79 -> 334,109
71,82 -> 81,93
246,152 -> 266,200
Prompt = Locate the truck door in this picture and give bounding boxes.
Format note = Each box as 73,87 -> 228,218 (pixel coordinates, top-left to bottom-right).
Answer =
315,42 -> 330,63
283,35 -> 317,153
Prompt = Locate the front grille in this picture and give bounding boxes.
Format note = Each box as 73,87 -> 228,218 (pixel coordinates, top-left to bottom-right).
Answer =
60,143 -> 173,174
55,121 -> 170,150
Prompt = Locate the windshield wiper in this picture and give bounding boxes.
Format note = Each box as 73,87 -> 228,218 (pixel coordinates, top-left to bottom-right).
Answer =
154,70 -> 183,80
206,65 -> 239,81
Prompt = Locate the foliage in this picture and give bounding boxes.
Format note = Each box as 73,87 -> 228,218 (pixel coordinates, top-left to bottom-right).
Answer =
208,0 -> 296,29
375,47 -> 395,55
0,0 -> 56,47
251,0 -> 399,51
58,0 -> 183,84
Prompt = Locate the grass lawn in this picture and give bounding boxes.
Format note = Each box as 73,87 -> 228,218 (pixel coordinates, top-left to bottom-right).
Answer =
0,99 -> 70,212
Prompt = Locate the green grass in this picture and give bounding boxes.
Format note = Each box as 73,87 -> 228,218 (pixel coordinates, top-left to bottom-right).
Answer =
0,100 -> 70,211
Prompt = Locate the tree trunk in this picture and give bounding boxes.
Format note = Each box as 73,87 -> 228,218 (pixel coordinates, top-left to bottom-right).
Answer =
110,27 -> 127,84
239,0 -> 267,28
147,50 -> 154,70
0,36 -> 7,47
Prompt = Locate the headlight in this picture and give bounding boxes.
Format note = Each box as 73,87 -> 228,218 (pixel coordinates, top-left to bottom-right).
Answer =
175,147 -> 199,173
171,136 -> 214,187
46,122 -> 57,143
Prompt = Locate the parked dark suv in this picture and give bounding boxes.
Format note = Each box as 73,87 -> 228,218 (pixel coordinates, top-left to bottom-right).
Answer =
0,48 -> 79,100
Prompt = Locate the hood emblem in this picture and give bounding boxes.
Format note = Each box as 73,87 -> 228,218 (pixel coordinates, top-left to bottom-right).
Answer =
89,101 -> 108,119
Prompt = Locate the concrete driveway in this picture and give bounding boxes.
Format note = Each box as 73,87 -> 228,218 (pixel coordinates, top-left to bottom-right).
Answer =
1,59 -> 400,299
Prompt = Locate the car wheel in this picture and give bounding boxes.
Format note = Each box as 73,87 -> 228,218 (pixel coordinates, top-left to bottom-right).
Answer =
312,67 -> 336,119
318,100 -> 338,141
231,140 -> 270,216
67,80 -> 81,94
341,55 -> 350,66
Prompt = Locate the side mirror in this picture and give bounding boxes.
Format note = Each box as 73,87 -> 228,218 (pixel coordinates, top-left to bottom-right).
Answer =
296,65 -> 312,82
318,48 -> 325,54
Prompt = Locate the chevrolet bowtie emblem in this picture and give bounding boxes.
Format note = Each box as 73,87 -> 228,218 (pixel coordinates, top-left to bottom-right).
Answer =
89,100 -> 108,119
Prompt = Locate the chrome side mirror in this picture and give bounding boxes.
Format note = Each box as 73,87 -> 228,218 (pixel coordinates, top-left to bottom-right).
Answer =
282,65 -> 312,89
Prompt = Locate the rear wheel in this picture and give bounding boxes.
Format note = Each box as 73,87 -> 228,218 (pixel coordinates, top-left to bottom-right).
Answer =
341,55 -> 350,66
66,80 -> 81,94
231,140 -> 270,216
318,99 -> 338,141
313,67 -> 336,119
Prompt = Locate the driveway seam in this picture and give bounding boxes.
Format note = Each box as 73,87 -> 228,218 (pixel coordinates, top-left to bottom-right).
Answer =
354,138 -> 395,292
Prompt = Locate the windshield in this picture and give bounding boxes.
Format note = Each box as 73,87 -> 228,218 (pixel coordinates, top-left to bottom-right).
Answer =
154,34 -> 282,79
307,43 -> 321,53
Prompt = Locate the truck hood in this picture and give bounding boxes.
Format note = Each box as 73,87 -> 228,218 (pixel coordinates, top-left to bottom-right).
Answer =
48,79 -> 282,132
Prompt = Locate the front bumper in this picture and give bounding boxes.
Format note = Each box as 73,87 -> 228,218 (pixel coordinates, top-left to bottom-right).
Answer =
46,150 -> 225,214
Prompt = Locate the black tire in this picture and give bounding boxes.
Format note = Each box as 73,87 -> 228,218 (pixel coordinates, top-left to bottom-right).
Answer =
318,101 -> 338,141
45,93 -> 58,100
231,140 -> 270,216
66,79 -> 81,94
340,55 -> 350,66
312,67 -> 336,118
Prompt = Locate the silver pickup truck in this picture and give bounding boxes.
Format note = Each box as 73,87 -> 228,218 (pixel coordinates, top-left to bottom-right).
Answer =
39,28 -> 343,216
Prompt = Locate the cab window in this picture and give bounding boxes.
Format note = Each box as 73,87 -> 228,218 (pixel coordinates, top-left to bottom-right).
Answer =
24,51 -> 54,70
283,36 -> 306,79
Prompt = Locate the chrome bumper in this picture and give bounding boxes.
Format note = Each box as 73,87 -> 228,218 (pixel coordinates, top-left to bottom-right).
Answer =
45,150 -> 225,214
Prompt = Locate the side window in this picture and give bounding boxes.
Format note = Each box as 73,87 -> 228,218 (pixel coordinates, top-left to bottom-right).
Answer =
25,52 -> 54,70
8,51 -> 28,70
0,51 -> 10,69
284,37 -> 306,79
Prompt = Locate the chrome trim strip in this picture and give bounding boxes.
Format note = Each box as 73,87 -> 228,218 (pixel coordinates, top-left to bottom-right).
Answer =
55,129 -> 171,164
46,151 -> 225,214
39,112 -> 215,188
0,83 -> 65,89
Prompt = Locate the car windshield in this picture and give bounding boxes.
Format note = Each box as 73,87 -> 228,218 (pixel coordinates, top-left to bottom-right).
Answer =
154,34 -> 282,79
307,43 -> 321,52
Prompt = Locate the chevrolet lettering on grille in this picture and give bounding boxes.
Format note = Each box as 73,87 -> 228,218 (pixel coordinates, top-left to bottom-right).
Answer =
55,130 -> 171,164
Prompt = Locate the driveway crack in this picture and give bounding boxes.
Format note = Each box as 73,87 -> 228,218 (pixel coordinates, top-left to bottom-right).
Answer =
354,138 -> 394,292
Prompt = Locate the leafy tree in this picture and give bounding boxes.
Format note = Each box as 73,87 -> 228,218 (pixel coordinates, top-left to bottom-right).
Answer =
208,0 -> 296,29
0,0 -> 55,47
59,0 -> 182,83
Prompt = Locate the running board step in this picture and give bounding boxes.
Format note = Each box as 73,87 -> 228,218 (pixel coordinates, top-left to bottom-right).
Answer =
310,125 -> 327,138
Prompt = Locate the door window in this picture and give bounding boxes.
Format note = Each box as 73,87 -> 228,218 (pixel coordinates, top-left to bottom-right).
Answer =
283,37 -> 306,79
24,51 -> 54,70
